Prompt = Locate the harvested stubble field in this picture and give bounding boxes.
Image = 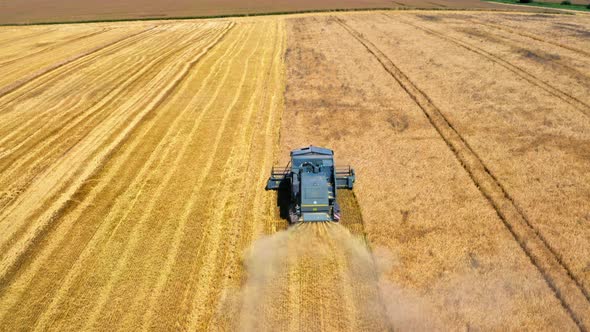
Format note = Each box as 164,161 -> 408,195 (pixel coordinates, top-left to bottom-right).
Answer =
0,0 -> 524,25
0,9 -> 589,332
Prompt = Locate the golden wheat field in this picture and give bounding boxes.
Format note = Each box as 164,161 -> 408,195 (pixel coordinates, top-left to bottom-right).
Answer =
0,9 -> 589,331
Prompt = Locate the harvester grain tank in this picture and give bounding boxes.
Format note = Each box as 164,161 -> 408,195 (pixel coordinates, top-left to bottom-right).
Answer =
266,146 -> 355,223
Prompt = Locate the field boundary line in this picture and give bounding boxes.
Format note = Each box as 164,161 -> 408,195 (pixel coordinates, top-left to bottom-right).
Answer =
0,6 -> 570,27
0,26 -> 156,99
392,15 -> 590,118
334,16 -> 590,331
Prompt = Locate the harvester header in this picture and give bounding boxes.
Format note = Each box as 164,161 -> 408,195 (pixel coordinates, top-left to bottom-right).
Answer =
266,146 -> 355,223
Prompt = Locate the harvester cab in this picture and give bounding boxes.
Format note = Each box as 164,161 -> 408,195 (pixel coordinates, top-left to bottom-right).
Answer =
266,146 -> 355,224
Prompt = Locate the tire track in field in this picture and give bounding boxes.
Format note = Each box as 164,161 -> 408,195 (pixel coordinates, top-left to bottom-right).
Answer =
0,26 -> 156,99
392,16 -> 590,118
0,28 -> 111,67
334,16 -> 590,331
0,25 -> 215,212
447,23 -> 590,82
0,24 -> 232,328
475,20 -> 590,59
0,23 -> 232,290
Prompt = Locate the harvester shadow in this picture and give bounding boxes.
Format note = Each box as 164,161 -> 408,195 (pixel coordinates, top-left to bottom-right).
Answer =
275,188 -> 291,222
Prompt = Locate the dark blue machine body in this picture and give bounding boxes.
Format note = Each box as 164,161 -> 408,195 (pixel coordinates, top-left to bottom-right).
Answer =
266,146 -> 355,223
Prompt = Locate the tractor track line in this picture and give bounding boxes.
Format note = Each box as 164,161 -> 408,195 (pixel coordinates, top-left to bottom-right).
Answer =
392,16 -> 590,118
475,20 -> 590,59
25,24 -> 234,330
0,25 -> 230,326
0,23 -> 233,291
334,16 -> 590,331
0,26 -> 215,213
315,17 -> 391,330
0,26 -> 156,99
453,25 -> 590,82
0,28 -> 112,68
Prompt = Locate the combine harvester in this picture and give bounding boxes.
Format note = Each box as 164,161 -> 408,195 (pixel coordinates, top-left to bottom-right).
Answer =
266,146 -> 355,223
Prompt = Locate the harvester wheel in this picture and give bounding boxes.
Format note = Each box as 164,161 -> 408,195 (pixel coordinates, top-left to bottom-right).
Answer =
333,202 -> 341,221
289,205 -> 299,224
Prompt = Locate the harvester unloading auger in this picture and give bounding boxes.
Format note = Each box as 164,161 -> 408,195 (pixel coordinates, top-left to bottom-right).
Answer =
266,146 -> 355,223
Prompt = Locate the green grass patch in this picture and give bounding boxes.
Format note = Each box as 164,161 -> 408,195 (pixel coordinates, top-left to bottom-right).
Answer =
485,0 -> 590,12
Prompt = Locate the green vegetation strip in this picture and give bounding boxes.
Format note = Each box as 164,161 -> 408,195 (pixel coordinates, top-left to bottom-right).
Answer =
485,0 -> 590,12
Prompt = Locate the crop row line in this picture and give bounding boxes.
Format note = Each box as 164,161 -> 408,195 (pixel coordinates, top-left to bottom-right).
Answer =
334,16 -> 590,331
0,23 -> 232,294
393,14 -> 590,303
0,28 -> 111,68
0,23 -> 231,328
0,26 -> 156,99
0,25 -> 213,216
32,24 -> 235,330
475,20 -> 590,58
394,15 -> 590,118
